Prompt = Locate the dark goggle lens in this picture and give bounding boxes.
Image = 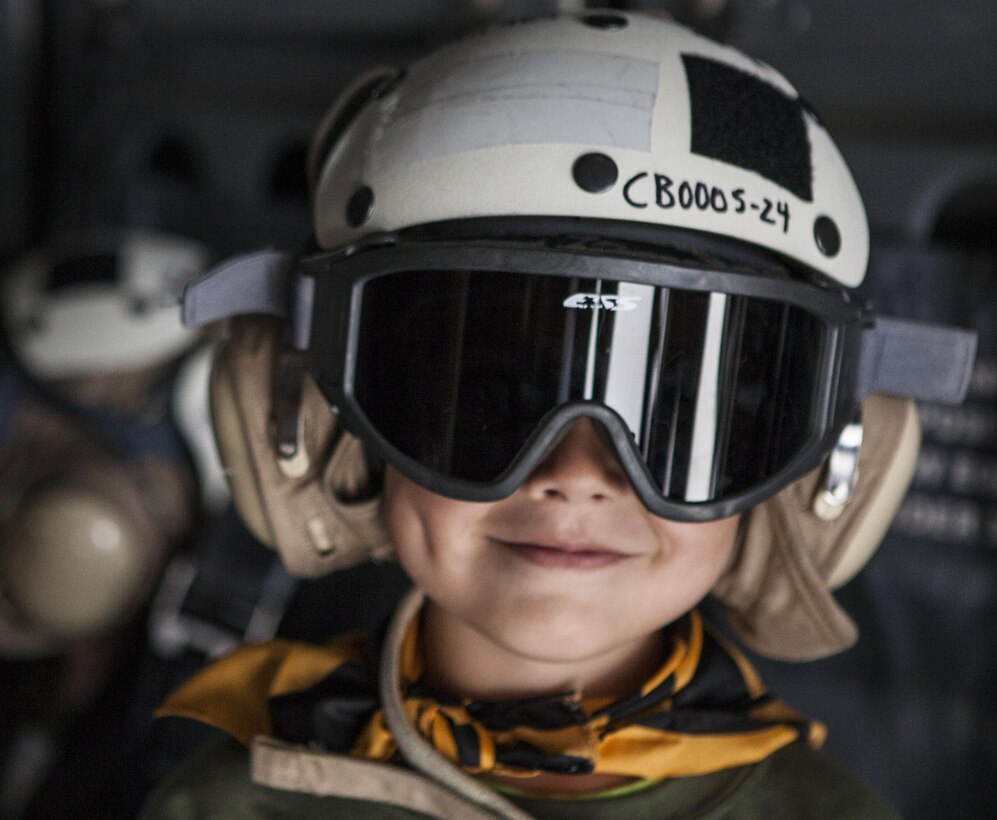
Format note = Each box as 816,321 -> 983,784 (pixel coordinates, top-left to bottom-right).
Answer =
353,270 -> 826,503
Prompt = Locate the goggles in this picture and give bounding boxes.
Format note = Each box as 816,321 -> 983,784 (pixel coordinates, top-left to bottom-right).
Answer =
183,235 -> 976,522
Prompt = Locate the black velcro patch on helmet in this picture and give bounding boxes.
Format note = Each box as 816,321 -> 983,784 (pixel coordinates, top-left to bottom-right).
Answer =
682,54 -> 813,202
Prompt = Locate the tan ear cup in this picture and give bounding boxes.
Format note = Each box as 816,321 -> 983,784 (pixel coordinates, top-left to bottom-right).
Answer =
210,334 -> 278,547
712,394 -> 920,661
209,316 -> 392,577
0,393 -> 195,657
0,455 -> 188,656
1,475 -> 157,640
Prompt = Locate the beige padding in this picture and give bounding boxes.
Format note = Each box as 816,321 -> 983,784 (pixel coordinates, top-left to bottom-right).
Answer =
2,482 -> 152,639
211,349 -> 277,547
209,317 -> 393,577
826,399 -> 920,588
378,589 -> 534,820
0,457 -> 186,645
712,394 -> 920,661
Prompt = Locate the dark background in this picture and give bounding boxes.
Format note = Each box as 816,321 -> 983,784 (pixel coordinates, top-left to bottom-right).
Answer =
0,1 -> 995,818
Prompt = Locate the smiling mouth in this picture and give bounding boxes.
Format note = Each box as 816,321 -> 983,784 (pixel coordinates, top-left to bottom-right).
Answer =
497,540 -> 634,570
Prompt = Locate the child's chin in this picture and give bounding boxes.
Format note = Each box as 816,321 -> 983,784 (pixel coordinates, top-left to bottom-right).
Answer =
481,604 -> 634,665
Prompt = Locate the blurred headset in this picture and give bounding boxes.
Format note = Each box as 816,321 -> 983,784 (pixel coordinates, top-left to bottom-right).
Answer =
0,230 -> 210,657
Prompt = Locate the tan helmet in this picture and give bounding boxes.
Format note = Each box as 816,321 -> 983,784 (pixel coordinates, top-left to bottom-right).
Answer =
310,11 -> 868,285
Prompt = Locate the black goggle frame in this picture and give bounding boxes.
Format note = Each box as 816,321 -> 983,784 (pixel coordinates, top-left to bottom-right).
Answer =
299,237 -> 866,522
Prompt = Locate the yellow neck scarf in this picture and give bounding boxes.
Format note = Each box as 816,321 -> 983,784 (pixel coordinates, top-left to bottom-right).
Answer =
161,604 -> 824,782
347,609 -> 823,780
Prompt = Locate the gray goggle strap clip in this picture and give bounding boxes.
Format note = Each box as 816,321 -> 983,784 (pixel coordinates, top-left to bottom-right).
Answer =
825,316 -> 977,518
180,249 -> 315,351
180,249 -> 317,462
855,317 -> 977,405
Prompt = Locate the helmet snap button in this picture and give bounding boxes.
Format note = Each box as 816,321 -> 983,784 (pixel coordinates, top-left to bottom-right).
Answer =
346,186 -> 374,227
572,153 -> 619,194
582,13 -> 629,31
372,69 -> 406,100
814,215 -> 841,257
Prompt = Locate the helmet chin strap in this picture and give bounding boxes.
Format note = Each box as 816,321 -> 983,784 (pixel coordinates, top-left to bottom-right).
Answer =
273,343 -> 308,477
813,414 -> 863,521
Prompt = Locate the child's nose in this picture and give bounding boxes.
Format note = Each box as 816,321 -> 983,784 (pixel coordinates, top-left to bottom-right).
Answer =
522,418 -> 630,503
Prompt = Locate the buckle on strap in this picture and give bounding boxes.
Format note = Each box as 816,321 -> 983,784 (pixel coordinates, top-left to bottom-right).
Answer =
813,419 -> 863,521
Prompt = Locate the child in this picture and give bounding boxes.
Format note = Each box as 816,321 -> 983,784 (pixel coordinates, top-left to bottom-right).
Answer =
143,11 -> 974,818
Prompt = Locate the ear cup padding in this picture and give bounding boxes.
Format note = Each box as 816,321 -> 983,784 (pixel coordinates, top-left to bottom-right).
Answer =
713,394 -> 920,661
0,388 -> 195,656
1,462 -> 170,642
209,317 -> 392,577
210,331 -> 278,547
825,398 -> 920,588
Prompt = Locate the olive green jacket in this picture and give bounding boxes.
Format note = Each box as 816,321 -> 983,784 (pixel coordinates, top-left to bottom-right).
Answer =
142,734 -> 898,820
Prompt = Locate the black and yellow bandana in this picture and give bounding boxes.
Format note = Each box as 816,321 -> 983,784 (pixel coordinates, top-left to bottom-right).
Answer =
159,608 -> 824,782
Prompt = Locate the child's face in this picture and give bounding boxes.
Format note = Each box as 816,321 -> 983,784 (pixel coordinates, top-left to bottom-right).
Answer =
383,418 -> 739,667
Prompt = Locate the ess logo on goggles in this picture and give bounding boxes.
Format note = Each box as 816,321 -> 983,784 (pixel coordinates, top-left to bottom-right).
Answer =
182,236 -> 976,523
563,293 -> 644,312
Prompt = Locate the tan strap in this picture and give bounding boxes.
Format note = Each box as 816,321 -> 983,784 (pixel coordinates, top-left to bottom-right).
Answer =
211,317 -> 393,577
250,736 -> 504,819
379,590 -> 535,820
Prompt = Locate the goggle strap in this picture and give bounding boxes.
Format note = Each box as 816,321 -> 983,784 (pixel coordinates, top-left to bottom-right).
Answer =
856,317 -> 976,404
181,250 -> 295,328
183,248 -> 979,409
